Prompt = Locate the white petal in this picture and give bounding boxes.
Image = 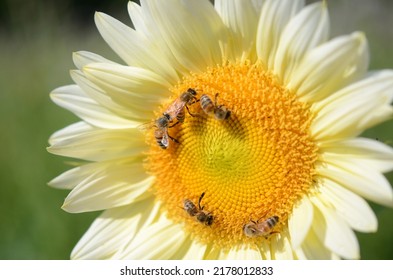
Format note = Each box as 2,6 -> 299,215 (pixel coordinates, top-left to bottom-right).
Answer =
94,12 -> 179,83
318,157 -> 393,207
288,195 -> 313,248
49,160 -> 117,190
320,137 -> 393,173
180,241 -> 209,260
116,214 -> 189,259
72,51 -> 116,70
259,241 -> 271,260
312,71 -> 393,140
270,229 -> 294,259
139,0 -> 226,73
70,70 -> 146,121
127,1 -> 149,36
47,122 -> 147,161
82,63 -> 171,119
50,85 -> 140,129
319,179 -> 378,232
215,0 -> 258,61
256,0 -> 305,67
299,227 -> 337,259
221,245 -> 263,260
71,197 -> 157,259
128,0 -> 185,73
274,2 -> 329,82
62,161 -> 154,213
313,70 -> 393,112
293,247 -> 307,260
310,196 -> 360,259
48,121 -> 90,146
289,32 -> 369,103
251,0 -> 265,12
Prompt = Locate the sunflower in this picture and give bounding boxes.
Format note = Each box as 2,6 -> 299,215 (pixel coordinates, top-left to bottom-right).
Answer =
48,0 -> 393,259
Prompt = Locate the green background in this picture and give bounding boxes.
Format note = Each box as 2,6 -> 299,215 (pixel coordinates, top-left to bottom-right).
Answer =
0,0 -> 392,259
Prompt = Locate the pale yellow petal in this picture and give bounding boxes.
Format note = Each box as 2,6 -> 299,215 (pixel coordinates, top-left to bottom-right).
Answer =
50,85 -> 140,129
71,196 -> 156,259
288,195 -> 313,249
47,122 -> 146,161
319,137 -> 393,172
94,12 -> 179,83
62,162 -> 153,213
138,0 -> 226,74
311,196 -> 360,259
318,158 -> 393,207
270,229 -> 294,259
49,159 -> 124,190
256,0 -> 305,67
220,245 -> 263,260
299,227 -> 336,260
259,241 -> 272,260
319,179 -> 378,232
180,241 -> 209,260
82,63 -> 171,119
116,214 -> 189,259
215,0 -> 258,61
275,2 -> 329,82
311,71 -> 393,140
70,70 -> 146,121
289,32 -> 368,103
72,51 -> 117,70
48,121 -> 90,146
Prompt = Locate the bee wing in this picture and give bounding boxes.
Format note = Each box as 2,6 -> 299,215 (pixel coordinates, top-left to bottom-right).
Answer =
137,120 -> 156,131
165,99 -> 185,120
161,132 -> 169,148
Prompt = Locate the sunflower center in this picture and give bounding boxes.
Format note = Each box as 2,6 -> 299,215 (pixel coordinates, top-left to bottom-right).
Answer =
146,62 -> 318,249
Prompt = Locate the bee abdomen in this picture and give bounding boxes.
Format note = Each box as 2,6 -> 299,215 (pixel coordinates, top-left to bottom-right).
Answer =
200,94 -> 215,115
176,108 -> 185,123
267,216 -> 279,228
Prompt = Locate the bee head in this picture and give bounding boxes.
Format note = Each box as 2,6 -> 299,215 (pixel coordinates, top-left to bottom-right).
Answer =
187,88 -> 197,96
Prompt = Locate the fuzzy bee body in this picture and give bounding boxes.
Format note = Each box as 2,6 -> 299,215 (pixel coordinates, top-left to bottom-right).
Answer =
200,93 -> 230,120
183,192 -> 214,226
243,215 -> 279,238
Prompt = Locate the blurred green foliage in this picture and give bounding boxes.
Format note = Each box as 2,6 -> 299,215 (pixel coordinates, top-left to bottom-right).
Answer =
0,0 -> 392,259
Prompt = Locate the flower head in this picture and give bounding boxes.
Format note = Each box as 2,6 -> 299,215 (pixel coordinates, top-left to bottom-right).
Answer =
48,0 -> 393,259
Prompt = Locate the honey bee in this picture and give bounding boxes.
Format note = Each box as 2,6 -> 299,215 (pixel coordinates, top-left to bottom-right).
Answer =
165,88 -> 198,124
200,93 -> 231,120
243,215 -> 279,238
139,88 -> 198,149
140,113 -> 178,149
183,192 -> 214,226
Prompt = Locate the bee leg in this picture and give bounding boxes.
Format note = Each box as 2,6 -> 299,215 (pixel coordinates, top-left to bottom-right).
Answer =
169,121 -> 180,128
186,105 -> 202,117
184,105 -> 197,117
168,134 -> 179,144
256,209 -> 271,224
188,97 -> 200,105
264,231 -> 280,240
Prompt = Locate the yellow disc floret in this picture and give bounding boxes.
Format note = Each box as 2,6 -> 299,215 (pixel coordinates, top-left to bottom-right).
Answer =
146,62 -> 318,249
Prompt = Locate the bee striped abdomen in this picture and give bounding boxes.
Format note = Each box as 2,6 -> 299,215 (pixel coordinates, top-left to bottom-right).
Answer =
200,94 -> 215,115
266,216 -> 279,228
